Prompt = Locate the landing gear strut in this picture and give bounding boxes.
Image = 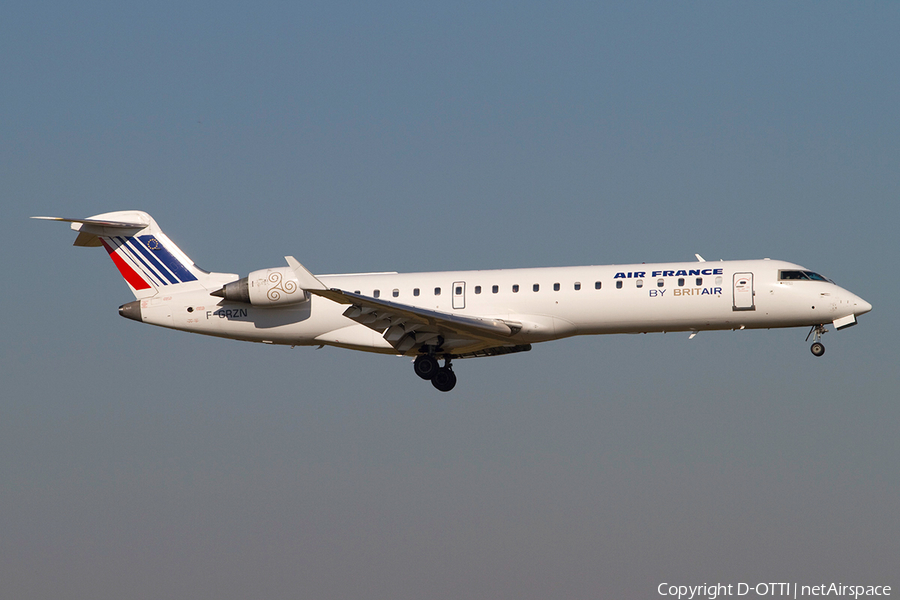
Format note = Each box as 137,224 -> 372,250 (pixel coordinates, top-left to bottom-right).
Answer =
413,352 -> 457,392
806,324 -> 827,357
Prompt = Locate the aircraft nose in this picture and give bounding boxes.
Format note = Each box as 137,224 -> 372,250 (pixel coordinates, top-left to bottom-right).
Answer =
856,297 -> 872,316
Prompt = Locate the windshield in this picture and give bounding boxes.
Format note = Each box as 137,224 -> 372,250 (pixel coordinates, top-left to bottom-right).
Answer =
779,270 -> 833,283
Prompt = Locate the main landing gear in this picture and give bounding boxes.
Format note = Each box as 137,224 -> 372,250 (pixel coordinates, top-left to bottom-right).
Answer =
806,324 -> 827,357
414,353 -> 457,392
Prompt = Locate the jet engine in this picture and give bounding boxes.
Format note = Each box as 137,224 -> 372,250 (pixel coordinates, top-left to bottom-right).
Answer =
212,267 -> 309,307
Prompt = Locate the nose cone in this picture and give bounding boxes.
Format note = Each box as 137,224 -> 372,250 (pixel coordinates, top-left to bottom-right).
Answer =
856,297 -> 873,316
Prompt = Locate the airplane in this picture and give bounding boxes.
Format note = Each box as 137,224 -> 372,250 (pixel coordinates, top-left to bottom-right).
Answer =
34,210 -> 872,392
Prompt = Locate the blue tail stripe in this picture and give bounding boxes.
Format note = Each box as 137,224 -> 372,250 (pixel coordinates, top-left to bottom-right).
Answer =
138,235 -> 198,283
124,236 -> 180,285
112,237 -> 167,287
114,236 -> 171,286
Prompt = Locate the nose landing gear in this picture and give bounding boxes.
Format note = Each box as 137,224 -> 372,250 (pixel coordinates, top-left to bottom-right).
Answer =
806,324 -> 827,357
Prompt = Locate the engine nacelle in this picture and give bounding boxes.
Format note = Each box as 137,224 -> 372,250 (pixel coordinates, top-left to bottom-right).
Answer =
213,267 -> 310,307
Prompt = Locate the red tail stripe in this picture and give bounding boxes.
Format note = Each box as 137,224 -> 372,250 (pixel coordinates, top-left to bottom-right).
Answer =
100,238 -> 152,290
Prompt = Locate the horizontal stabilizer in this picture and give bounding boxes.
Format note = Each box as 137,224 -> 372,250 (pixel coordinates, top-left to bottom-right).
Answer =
31,216 -> 148,229
34,210 -> 229,299
33,215 -> 150,247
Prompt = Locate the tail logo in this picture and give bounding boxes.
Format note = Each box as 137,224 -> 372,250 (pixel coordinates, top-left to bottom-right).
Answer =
102,234 -> 198,289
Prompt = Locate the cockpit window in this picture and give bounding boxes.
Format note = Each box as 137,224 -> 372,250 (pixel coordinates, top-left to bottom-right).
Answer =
804,271 -> 830,282
779,270 -> 833,283
780,270 -> 808,280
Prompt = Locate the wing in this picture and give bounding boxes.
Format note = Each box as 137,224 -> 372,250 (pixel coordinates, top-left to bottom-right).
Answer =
286,256 -> 528,357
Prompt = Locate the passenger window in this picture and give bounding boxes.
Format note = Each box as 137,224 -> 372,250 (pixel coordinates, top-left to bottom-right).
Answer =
434,287 -> 441,296
533,284 -> 539,292
636,279 -> 643,288
413,288 -> 420,297
512,284 -> 519,293
616,281 -> 623,289
574,282 -> 581,290
475,286 -> 482,294
553,283 -> 560,291
678,278 -> 685,286
373,290 -> 380,298
492,285 -> 499,294
455,286 -> 462,295
696,277 -> 703,286
657,279 -> 664,287
392,289 -> 399,297
595,281 -> 602,289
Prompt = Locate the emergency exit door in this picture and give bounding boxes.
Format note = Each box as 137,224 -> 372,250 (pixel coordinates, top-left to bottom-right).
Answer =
733,272 -> 755,311
452,281 -> 466,309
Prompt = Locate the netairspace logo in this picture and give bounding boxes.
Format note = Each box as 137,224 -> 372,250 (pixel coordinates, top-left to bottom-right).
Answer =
657,582 -> 892,600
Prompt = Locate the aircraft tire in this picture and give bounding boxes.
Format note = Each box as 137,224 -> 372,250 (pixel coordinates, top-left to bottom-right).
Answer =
431,367 -> 457,392
414,355 -> 440,380
810,342 -> 825,357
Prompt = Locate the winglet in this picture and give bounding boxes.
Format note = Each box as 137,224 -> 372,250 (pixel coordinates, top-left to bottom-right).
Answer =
694,254 -> 706,262
285,256 -> 327,291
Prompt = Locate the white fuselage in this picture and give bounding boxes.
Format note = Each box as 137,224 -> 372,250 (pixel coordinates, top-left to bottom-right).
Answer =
37,210 -> 873,391
135,258 -> 871,355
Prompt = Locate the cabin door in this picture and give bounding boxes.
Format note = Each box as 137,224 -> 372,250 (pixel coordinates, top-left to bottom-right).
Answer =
733,272 -> 755,311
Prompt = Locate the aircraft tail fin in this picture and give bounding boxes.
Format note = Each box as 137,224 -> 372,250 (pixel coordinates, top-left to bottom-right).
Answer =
33,211 -> 224,299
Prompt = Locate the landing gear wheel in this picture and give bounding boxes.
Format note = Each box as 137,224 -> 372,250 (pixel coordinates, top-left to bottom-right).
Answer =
414,355 -> 439,380
806,325 -> 828,357
431,367 -> 457,392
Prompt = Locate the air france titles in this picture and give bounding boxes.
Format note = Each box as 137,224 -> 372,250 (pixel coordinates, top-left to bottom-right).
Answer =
614,268 -> 724,298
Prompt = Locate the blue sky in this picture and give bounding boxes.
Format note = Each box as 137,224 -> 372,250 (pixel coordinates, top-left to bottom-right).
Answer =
2,2 -> 898,598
